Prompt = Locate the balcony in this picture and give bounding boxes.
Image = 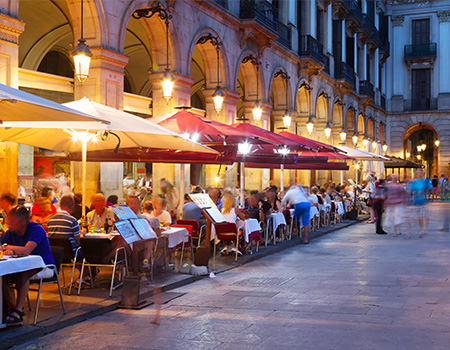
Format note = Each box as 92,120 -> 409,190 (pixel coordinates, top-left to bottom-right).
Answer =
404,43 -> 437,63
404,98 -> 438,112
240,0 -> 278,32
359,80 -> 374,100
335,61 -> 355,87
380,37 -> 390,60
362,14 -> 381,46
277,21 -> 291,49
298,35 -> 329,72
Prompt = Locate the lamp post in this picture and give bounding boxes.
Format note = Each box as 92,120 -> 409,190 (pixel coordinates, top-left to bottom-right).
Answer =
197,34 -> 224,114
242,55 -> 262,122
306,117 -> 314,135
72,0 -> 92,83
382,143 -> 388,154
339,129 -> 347,144
324,122 -> 332,140
274,70 -> 291,130
435,139 -> 440,148
352,133 -> 358,147
133,2 -> 174,103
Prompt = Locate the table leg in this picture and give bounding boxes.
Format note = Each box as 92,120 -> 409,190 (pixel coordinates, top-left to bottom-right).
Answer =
0,276 -> 5,328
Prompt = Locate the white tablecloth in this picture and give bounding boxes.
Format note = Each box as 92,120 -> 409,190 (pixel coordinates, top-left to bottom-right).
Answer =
243,218 -> 261,242
0,255 -> 45,277
267,212 -> 287,235
0,255 -> 45,328
335,202 -> 345,215
310,206 -> 320,220
289,207 -> 319,221
162,227 -> 189,248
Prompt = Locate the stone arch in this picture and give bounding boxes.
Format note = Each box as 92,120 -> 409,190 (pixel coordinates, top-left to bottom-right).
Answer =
345,106 -> 355,133
295,79 -> 310,115
187,28 -> 229,89
404,123 -> 439,177
235,50 -> 261,120
19,0 -> 74,71
357,113 -> 365,135
269,66 -> 290,110
367,117 -> 374,139
67,0 -> 108,47
331,100 -> 343,127
316,92 -> 328,121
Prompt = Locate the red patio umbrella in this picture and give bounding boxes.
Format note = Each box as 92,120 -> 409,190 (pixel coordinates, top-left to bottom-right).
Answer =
152,110 -> 270,147
244,162 -> 349,171
279,131 -> 341,152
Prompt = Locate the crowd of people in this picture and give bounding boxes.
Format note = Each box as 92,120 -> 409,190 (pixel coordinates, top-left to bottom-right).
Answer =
1,168 -> 447,327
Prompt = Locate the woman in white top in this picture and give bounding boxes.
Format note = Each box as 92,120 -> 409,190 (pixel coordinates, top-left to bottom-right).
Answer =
221,194 -> 245,223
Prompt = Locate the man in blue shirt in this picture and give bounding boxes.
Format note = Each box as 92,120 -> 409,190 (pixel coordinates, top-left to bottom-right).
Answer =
409,169 -> 432,238
182,195 -> 202,224
1,205 -> 54,326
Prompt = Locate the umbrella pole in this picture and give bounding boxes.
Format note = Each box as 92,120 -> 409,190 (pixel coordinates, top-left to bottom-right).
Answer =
180,163 -> 185,218
280,164 -> 284,193
240,162 -> 245,207
340,170 -> 344,186
82,139 -> 87,218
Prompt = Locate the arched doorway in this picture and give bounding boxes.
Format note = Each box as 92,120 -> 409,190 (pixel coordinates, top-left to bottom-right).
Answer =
270,68 -> 289,132
404,123 -> 438,177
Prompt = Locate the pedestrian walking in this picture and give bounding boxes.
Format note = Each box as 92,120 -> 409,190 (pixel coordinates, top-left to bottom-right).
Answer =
409,169 -> 432,238
373,179 -> 387,235
384,174 -> 407,237
362,176 -> 376,224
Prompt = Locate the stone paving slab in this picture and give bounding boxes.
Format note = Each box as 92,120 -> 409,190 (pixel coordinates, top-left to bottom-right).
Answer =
0,215 -> 365,349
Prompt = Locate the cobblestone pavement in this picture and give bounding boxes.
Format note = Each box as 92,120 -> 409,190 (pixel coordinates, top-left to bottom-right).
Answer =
13,203 -> 450,350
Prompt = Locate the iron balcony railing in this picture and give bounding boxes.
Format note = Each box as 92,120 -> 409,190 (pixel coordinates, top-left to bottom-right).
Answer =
335,61 -> 355,86
404,98 -> 438,111
277,21 -> 291,49
359,80 -> 374,99
380,37 -> 390,56
298,35 -> 329,72
240,0 -> 278,32
404,43 -> 437,60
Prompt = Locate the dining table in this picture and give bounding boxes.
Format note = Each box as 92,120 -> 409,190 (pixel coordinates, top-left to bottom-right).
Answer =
0,255 -> 45,328
267,212 -> 287,235
161,227 -> 189,248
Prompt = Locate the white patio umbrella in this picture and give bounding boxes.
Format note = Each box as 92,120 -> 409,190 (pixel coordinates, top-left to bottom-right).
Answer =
0,83 -> 107,124
0,97 -> 217,216
336,146 -> 391,162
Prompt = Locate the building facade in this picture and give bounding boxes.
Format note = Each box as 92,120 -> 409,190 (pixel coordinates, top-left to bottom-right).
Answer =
384,0 -> 450,178
0,0 -> 447,198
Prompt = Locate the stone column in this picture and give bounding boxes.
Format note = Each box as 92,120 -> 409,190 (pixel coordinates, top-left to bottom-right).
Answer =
391,15 -> 405,111
327,3 -> 332,54
149,72 -> 194,195
342,20 -> 346,63
438,11 -> 450,109
0,12 -> 25,195
363,44 -> 367,80
72,48 -> 129,202
309,0 -> 316,38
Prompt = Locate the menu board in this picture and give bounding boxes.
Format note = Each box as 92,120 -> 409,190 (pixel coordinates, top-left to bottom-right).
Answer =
189,193 -> 227,224
130,218 -> 158,240
112,205 -> 137,221
114,220 -> 141,244
189,193 -> 216,209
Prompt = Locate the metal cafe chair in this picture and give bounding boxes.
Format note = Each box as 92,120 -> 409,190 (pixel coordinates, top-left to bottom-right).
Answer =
171,224 -> 194,272
175,219 -> 206,248
48,236 -> 81,292
78,237 -> 129,297
28,246 -> 66,325
213,222 -> 244,262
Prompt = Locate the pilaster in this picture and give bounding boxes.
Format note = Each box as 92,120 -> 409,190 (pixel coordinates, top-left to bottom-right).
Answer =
438,11 -> 450,109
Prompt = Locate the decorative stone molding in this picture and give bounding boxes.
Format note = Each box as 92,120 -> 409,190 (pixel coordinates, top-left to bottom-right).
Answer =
391,15 -> 404,27
437,11 -> 450,23
388,0 -> 429,5
89,48 -> 129,74
0,13 -> 25,45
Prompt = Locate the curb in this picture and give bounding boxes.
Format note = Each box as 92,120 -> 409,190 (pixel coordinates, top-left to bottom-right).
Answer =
0,216 -> 366,349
